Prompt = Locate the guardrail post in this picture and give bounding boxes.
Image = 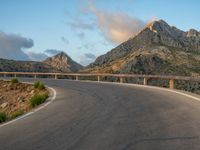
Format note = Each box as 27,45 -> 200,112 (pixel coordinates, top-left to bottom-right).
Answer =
55,74 -> 58,79
169,79 -> 174,89
76,75 -> 79,81
143,77 -> 148,85
120,77 -> 123,83
97,75 -> 100,82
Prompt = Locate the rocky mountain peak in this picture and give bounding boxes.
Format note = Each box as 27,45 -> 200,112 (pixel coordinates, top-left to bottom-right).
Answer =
146,20 -> 200,39
44,51 -> 83,72
55,51 -> 68,57
85,19 -> 200,75
187,29 -> 200,37
44,52 -> 69,68
143,19 -> 200,52
146,19 -> 170,33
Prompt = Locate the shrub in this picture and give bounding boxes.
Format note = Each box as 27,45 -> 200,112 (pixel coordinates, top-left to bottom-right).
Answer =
0,112 -> 7,123
34,81 -> 40,88
42,92 -> 49,99
29,93 -> 48,107
11,110 -> 24,119
38,82 -> 45,90
34,81 -> 45,90
11,78 -> 19,83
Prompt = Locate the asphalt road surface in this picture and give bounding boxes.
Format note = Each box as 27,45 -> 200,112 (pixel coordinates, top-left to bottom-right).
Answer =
0,78 -> 200,150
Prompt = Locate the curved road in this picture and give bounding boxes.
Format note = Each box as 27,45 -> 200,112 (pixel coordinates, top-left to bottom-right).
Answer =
0,79 -> 200,150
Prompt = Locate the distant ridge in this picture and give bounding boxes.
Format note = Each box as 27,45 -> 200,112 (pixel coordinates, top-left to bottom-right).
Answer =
0,52 -> 83,72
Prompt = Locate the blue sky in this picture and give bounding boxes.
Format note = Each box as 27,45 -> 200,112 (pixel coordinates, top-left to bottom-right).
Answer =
0,0 -> 199,65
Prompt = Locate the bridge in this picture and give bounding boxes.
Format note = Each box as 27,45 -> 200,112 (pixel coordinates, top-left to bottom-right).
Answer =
0,72 -> 200,150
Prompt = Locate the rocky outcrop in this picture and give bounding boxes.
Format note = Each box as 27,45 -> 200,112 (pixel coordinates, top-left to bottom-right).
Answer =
43,52 -> 83,72
187,29 -> 200,37
85,19 -> 200,76
146,20 -> 200,52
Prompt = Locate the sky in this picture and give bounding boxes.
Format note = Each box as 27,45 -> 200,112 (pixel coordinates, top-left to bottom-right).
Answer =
0,0 -> 200,66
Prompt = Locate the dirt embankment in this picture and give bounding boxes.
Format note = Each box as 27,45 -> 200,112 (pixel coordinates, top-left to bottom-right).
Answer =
0,80 -> 48,118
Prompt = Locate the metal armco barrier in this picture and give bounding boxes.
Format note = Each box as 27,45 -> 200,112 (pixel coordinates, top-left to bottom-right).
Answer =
0,72 -> 200,89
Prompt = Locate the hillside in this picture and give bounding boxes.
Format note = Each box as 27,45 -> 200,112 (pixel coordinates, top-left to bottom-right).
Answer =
0,52 -> 83,72
85,20 -> 200,76
44,52 -> 83,72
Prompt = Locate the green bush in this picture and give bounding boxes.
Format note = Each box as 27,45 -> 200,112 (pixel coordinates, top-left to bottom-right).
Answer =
11,78 -> 19,83
34,81 -> 40,88
29,93 -> 48,107
0,112 -> 7,123
38,82 -> 45,90
34,81 -> 45,90
42,92 -> 49,99
11,110 -> 24,119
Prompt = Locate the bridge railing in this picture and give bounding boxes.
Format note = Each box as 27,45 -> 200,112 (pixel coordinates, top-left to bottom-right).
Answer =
0,72 -> 200,89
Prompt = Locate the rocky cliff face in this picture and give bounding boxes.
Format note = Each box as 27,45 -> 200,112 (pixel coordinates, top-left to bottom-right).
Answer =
85,20 -> 200,76
146,20 -> 200,52
43,52 -> 83,72
0,52 -> 83,72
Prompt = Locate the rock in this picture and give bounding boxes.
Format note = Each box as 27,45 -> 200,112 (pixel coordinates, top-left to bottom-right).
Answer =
1,102 -> 8,109
27,87 -> 32,92
17,97 -> 20,101
187,29 -> 200,37
17,97 -> 23,102
30,90 -> 35,94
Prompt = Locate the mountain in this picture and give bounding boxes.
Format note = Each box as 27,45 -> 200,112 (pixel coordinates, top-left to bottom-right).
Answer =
85,19 -> 200,76
43,52 -> 83,72
0,59 -> 56,72
0,52 -> 83,72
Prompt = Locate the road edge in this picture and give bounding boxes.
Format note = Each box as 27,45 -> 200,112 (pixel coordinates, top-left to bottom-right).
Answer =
77,80 -> 200,102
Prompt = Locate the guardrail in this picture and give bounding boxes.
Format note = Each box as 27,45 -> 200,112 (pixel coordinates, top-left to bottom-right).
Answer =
0,72 -> 200,89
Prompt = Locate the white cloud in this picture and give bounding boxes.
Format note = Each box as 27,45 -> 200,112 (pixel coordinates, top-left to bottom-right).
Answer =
61,36 -> 69,44
85,1 -> 145,44
26,51 -> 48,61
67,19 -> 94,30
0,31 -> 33,60
79,53 -> 96,66
77,32 -> 85,39
44,49 -> 62,56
